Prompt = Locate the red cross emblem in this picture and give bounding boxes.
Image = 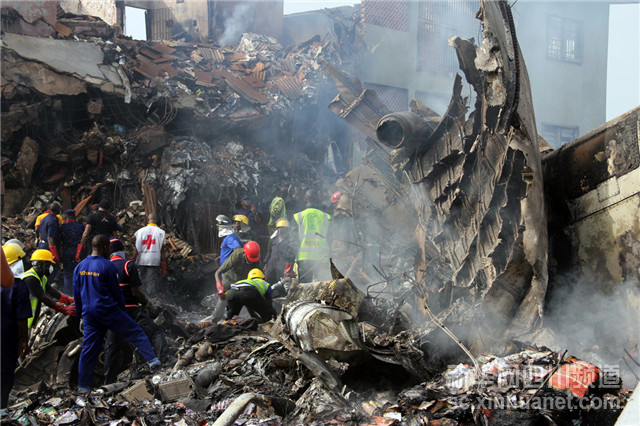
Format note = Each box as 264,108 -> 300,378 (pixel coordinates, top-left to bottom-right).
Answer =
142,235 -> 156,250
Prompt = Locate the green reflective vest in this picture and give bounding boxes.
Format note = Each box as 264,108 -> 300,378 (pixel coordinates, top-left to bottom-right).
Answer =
23,268 -> 47,329
294,208 -> 331,261
235,278 -> 270,296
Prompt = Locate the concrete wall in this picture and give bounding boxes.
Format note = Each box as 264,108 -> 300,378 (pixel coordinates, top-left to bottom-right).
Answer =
357,1 -> 458,113
513,2 -> 610,148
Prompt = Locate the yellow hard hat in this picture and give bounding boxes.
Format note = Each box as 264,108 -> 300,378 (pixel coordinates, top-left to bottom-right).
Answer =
248,268 -> 265,280
233,215 -> 249,226
6,242 -> 25,260
31,249 -> 56,264
2,244 -> 19,264
275,219 -> 289,228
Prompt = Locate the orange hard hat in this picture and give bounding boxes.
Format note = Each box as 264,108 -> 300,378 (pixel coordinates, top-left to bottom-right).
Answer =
243,241 -> 260,262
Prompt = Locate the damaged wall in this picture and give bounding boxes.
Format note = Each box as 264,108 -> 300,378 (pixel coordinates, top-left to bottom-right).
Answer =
543,106 -> 640,284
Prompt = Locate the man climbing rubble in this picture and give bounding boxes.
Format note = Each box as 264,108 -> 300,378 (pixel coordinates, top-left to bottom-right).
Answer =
212,241 -> 261,320
293,189 -> 332,282
73,235 -> 160,393
60,209 -> 85,296
225,269 -> 276,323
267,186 -> 289,234
132,212 -> 167,293
235,194 -> 260,241
104,238 -> 172,384
263,219 -> 297,288
220,214 -> 250,266
34,205 -> 63,247
22,249 -> 76,329
77,200 -> 120,262
37,203 -> 62,265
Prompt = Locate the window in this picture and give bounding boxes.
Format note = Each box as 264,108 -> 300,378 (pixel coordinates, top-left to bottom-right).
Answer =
547,15 -> 583,64
362,0 -> 409,32
417,0 -> 479,74
542,124 -> 579,148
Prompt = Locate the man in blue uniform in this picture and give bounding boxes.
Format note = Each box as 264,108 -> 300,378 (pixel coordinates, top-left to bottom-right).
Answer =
60,209 -> 85,295
73,235 -> 160,392
37,203 -> 62,262
104,239 -> 172,384
1,258 -> 31,412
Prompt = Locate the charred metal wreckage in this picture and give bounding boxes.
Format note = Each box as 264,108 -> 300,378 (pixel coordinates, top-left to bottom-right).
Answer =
1,0 -> 637,425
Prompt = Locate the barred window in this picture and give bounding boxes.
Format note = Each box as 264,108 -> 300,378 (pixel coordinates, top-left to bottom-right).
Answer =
362,0 -> 409,32
417,0 -> 479,74
542,124 -> 579,148
547,15 -> 583,64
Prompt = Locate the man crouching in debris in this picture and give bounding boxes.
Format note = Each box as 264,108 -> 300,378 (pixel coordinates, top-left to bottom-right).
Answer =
103,238 -> 173,383
23,249 -> 76,329
225,269 -> 276,323
73,235 -> 161,392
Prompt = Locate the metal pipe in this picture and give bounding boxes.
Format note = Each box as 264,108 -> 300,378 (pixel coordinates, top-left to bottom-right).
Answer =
376,111 -> 436,150
213,393 -> 271,426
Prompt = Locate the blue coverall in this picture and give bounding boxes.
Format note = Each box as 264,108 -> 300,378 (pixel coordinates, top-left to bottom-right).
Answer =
60,219 -> 85,295
220,233 -> 243,266
37,213 -> 60,249
73,255 -> 159,391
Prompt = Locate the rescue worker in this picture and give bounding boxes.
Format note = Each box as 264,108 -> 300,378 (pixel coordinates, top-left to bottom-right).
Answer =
34,206 -> 63,244
37,202 -> 62,263
215,240 -> 261,299
60,209 -> 85,295
293,189 -> 332,282
225,269 -> 276,323
73,235 -> 160,392
263,219 -> 297,285
23,249 -> 76,329
235,194 -> 260,240
2,242 -> 27,278
220,215 -> 249,266
0,271 -> 31,412
131,212 -> 167,293
77,200 -> 119,262
267,186 -> 288,234
104,239 -> 172,384
1,250 -> 13,289
212,241 -> 261,320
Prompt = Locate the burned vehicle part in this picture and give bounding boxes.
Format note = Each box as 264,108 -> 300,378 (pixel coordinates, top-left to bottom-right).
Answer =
326,0 -> 548,353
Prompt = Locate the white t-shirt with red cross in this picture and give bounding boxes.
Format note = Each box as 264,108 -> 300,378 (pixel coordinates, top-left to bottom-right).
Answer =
134,223 -> 165,266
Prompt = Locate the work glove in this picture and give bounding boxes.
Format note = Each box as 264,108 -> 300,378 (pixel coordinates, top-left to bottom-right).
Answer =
285,262 -> 296,278
75,244 -> 83,263
54,303 -> 76,317
161,261 -> 167,277
216,280 -> 226,300
58,294 -> 74,305
49,245 -> 60,263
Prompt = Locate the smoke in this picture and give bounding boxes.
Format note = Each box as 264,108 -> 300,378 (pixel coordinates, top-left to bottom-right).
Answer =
543,275 -> 640,387
219,3 -> 252,47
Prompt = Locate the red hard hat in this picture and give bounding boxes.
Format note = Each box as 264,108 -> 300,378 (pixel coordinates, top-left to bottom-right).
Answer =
331,191 -> 342,203
244,241 -> 260,262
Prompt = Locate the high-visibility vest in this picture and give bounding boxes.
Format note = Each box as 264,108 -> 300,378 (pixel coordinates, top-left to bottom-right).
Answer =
23,268 -> 47,328
232,278 -> 270,296
294,208 -> 331,261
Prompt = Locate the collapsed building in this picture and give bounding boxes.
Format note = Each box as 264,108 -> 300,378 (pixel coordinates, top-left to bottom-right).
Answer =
1,0 -> 639,424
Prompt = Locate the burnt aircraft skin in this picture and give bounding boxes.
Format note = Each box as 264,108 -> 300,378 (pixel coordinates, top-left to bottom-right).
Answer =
327,0 -> 547,351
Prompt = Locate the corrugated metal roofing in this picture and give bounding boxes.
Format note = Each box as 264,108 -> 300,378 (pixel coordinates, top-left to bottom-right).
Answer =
221,70 -> 269,105
275,76 -> 304,99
